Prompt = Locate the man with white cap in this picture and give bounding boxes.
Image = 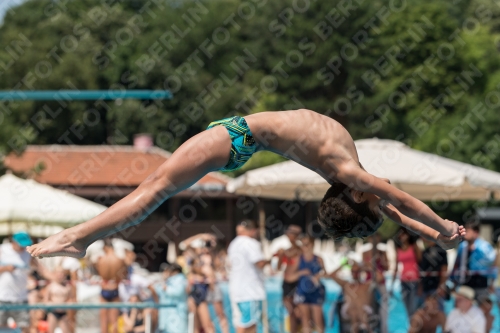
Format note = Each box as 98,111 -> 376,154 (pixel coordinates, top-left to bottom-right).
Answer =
445,286 -> 486,333
0,231 -> 34,333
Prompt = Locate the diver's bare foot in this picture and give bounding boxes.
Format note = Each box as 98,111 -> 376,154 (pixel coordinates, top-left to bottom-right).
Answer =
27,229 -> 87,259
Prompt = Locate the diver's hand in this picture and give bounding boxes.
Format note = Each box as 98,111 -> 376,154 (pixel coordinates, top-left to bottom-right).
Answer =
436,224 -> 466,250
445,219 -> 460,237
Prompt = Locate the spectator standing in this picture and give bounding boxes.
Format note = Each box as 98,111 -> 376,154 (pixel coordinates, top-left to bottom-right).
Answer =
179,234 -> 216,267
291,235 -> 325,333
212,242 -> 228,281
60,257 -> 80,333
27,272 -> 42,333
228,220 -> 269,333
478,297 -> 494,333
0,232 -> 34,333
452,223 -> 496,301
119,262 -> 157,333
269,224 -> 302,256
445,286 -> 486,333
200,243 -> 228,333
419,238 -> 448,309
122,294 -> 146,333
331,261 -> 374,333
44,267 -> 74,333
27,255 -> 50,333
187,257 -> 213,333
391,228 -> 421,318
155,264 -> 188,333
119,263 -> 153,310
362,235 -> 389,333
95,239 -> 128,333
275,225 -> 302,333
42,256 -> 81,333
408,294 -> 446,333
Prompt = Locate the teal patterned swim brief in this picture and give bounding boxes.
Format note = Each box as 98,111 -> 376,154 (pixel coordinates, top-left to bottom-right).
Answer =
206,116 -> 258,172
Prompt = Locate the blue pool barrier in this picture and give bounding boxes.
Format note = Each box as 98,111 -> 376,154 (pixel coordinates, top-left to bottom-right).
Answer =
0,90 -> 172,101
0,303 -> 176,310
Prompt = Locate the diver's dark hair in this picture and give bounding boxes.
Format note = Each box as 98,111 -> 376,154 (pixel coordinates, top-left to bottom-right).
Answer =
318,183 -> 382,240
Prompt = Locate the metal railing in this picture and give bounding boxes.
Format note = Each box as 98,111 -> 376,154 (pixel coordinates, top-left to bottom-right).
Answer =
0,90 -> 173,100
0,302 -> 192,333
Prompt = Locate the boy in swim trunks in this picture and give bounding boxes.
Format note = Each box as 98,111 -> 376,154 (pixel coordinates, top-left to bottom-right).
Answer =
95,239 -> 127,333
27,109 -> 465,259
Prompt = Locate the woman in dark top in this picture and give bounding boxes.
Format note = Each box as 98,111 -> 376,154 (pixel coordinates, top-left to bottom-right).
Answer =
187,257 -> 214,333
289,235 -> 326,333
122,295 -> 145,333
419,237 -> 448,309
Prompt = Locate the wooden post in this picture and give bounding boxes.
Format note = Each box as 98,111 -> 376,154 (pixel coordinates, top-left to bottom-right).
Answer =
305,202 -> 312,234
258,201 -> 266,242
227,198 -> 235,240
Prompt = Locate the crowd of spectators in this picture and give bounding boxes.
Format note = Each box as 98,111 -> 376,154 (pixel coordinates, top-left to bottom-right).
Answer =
400,222 -> 497,333
0,220 -> 499,333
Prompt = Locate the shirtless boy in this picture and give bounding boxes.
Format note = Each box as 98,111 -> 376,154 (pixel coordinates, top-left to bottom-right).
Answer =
95,239 -> 128,333
44,267 -> 74,333
408,294 -> 446,333
27,109 -> 465,258
478,297 -> 494,333
331,262 -> 375,333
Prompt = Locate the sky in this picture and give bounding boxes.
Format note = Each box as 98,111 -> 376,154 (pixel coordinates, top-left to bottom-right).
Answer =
0,0 -> 26,23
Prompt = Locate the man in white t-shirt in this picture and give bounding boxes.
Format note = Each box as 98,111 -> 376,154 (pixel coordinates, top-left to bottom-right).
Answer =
445,286 -> 486,333
0,232 -> 34,333
228,220 -> 269,333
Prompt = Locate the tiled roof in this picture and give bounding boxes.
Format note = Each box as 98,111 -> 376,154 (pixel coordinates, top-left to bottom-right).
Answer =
3,145 -> 230,188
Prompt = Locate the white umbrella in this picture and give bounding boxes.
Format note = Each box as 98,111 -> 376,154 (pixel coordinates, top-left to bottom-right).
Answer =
227,138 -> 500,201
356,138 -> 500,200
226,160 -> 327,201
0,174 -> 107,237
